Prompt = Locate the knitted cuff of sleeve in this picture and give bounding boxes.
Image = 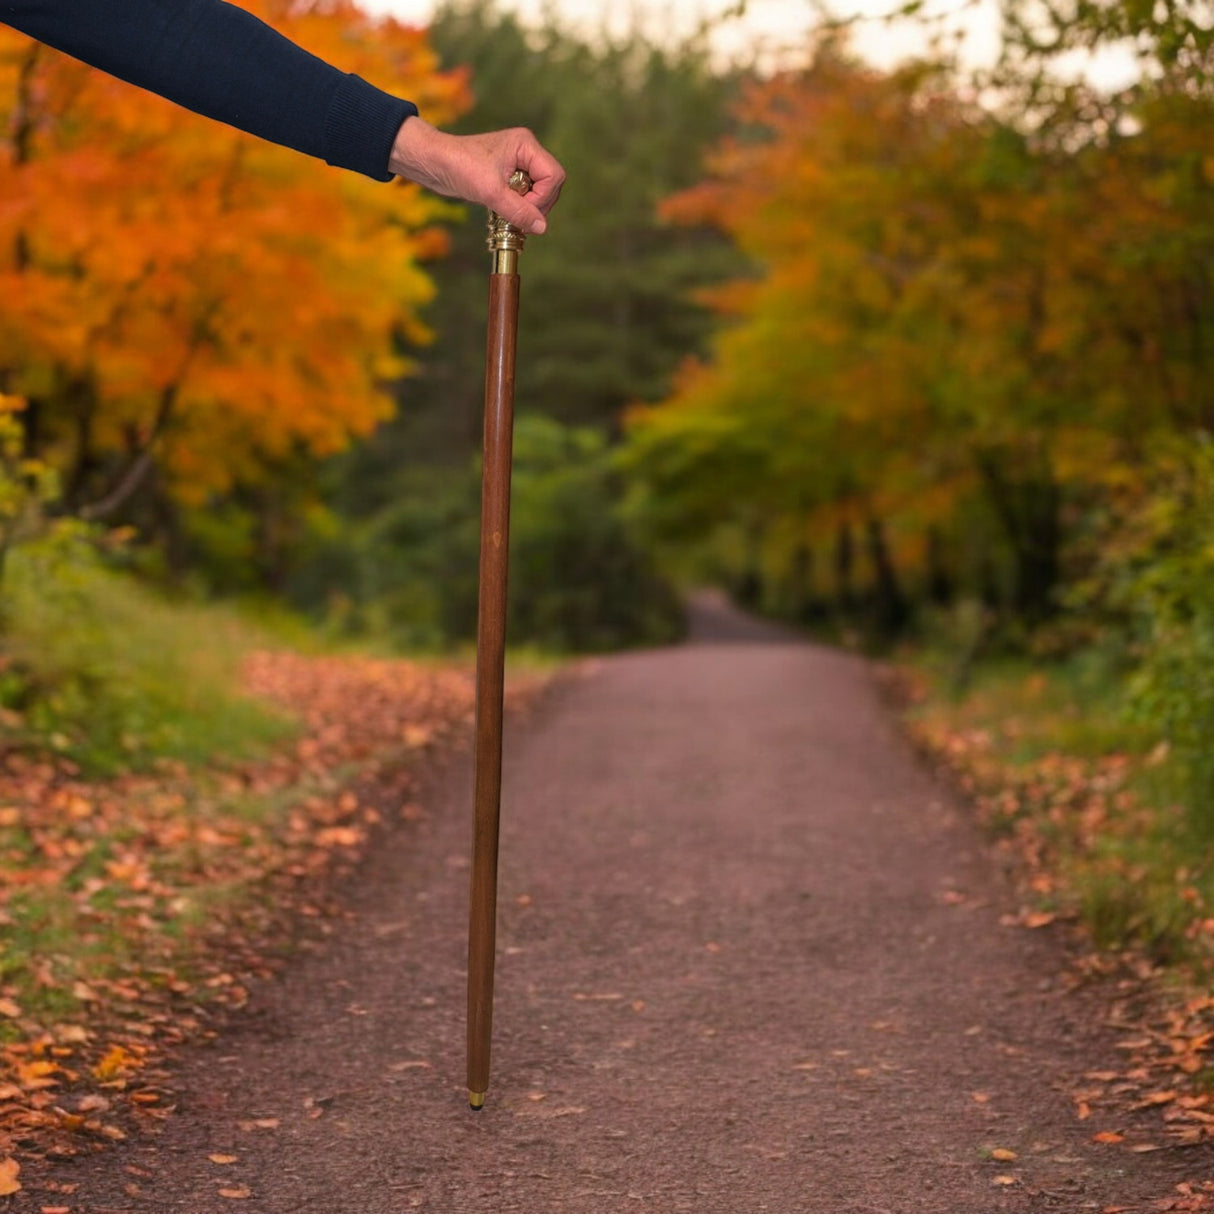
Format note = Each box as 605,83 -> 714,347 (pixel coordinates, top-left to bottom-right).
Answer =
323,73 -> 419,182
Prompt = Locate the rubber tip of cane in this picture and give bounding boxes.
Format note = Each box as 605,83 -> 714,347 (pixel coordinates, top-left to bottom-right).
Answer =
469,1091 -> 486,1111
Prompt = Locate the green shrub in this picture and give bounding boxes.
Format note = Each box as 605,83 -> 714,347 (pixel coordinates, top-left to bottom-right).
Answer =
0,526 -> 291,773
290,415 -> 686,653
1129,443 -> 1214,834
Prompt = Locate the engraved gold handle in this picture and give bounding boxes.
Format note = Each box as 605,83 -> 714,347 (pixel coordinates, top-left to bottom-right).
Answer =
486,169 -> 534,275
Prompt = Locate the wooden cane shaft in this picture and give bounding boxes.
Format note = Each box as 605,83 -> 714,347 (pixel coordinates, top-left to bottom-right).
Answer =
467,272 -> 520,1101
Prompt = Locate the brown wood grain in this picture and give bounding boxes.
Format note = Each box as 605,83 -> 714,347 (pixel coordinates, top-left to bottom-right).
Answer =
467,270 -> 520,1102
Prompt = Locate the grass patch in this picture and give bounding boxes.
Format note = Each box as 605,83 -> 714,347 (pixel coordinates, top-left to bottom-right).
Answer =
899,648 -> 1214,970
0,536 -> 294,773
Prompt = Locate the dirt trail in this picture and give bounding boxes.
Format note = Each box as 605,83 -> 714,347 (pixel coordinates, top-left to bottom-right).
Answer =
11,596 -> 1198,1212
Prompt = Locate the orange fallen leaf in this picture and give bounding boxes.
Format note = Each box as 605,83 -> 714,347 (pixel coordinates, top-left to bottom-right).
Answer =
1135,1090 -> 1179,1109
0,998 -> 20,1018
0,1157 -> 20,1196
209,1154 -> 239,1164
992,1174 -> 1017,1186
219,1185 -> 252,1199
991,1148 -> 1018,1161
1022,911 -> 1056,929
972,1091 -> 991,1104
1092,1130 -> 1125,1143
315,826 -> 363,848
40,1207 -> 72,1214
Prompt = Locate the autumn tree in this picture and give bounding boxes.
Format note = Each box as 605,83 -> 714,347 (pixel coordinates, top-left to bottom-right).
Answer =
0,2 -> 467,567
623,37 -> 1213,634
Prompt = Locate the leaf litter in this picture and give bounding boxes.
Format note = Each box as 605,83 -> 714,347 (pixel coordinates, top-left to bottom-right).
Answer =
0,649 -> 547,1172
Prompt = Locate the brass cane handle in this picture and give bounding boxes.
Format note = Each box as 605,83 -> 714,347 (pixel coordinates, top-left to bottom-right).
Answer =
487,169 -> 534,275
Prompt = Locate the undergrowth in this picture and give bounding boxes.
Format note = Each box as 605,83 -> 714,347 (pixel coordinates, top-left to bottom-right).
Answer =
0,528 -> 293,774
899,642 -> 1214,972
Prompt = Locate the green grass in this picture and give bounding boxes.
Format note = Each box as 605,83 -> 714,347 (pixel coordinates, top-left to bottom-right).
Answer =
903,643 -> 1214,970
0,536 -> 294,773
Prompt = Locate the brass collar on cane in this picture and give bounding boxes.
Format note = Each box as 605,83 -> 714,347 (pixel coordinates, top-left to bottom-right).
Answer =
487,169 -> 533,275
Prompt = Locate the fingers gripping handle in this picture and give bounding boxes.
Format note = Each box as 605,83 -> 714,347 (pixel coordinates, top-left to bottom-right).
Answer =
487,170 -> 534,275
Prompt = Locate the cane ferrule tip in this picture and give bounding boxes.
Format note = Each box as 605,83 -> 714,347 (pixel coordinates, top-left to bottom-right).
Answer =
469,1091 -> 486,1110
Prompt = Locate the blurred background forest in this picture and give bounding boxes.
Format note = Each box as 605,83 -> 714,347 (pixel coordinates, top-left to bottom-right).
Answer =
0,0 -> 1212,891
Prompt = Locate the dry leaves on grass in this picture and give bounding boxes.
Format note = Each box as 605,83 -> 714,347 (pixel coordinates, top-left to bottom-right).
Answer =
0,649 -> 547,1166
898,683 -> 1214,1151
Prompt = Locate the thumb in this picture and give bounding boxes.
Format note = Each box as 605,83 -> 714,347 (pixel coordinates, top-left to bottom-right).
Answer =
489,186 -> 547,236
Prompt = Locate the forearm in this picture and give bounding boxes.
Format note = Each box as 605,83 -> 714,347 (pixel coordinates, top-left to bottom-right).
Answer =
0,0 -> 417,180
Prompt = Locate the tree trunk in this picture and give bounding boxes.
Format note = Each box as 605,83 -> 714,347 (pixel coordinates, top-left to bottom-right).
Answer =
834,520 -> 855,616
865,517 -> 909,639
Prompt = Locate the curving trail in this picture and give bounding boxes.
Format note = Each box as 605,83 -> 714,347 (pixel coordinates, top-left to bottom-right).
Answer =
13,595 -> 1193,1212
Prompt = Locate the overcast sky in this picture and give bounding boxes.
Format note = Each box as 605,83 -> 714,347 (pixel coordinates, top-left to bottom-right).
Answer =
359,0 -> 1006,73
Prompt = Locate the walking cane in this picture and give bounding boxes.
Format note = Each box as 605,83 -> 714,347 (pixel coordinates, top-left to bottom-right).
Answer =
467,169 -> 531,1112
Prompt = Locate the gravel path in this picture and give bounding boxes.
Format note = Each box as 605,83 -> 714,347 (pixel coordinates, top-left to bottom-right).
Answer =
13,595 -> 1196,1212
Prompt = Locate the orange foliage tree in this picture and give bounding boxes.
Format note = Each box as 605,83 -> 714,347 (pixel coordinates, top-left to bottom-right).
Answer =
623,44 -> 1214,629
0,1 -> 468,523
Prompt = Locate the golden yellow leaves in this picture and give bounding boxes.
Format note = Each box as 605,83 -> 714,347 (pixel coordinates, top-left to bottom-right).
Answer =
92,1044 -> 141,1083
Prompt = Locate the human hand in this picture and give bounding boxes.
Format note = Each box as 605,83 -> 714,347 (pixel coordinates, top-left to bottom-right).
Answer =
387,118 -> 565,235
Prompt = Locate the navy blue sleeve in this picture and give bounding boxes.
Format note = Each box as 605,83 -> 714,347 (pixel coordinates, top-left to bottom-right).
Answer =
0,0 -> 419,181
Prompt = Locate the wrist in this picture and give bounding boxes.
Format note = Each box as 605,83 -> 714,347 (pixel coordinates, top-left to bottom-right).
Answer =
388,115 -> 437,181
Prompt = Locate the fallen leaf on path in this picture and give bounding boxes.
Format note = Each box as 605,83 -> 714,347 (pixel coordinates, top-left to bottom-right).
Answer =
0,1157 -> 20,1195
991,1148 -> 1018,1161
238,1117 -> 279,1131
993,1174 -> 1017,1186
92,1045 -> 138,1081
1092,1131 -> 1125,1143
972,1091 -> 991,1104
0,999 -> 19,1018
1135,1090 -> 1179,1109
209,1154 -> 239,1164
219,1184 -> 252,1199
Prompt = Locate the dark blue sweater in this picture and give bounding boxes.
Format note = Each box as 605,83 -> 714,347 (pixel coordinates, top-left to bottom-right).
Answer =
0,0 -> 418,180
